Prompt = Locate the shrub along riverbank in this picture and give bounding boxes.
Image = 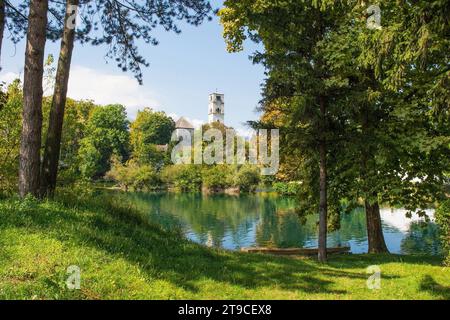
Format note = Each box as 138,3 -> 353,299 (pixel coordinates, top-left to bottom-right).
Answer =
107,163 -> 263,194
0,192 -> 448,300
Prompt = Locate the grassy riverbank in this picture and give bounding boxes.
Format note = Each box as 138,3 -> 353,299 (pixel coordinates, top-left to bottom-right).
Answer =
0,194 -> 448,300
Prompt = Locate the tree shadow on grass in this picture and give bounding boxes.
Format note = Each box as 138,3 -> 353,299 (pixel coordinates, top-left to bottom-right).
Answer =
419,275 -> 450,300
60,205 -> 401,296
1,200 -> 353,295
0,198 -> 410,297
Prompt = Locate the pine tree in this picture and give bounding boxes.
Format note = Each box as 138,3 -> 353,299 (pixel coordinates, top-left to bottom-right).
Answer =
19,0 -> 49,197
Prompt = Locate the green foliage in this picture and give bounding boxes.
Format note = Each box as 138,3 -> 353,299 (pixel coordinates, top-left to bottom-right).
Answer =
132,165 -> 161,191
0,80 -> 98,192
131,108 -> 175,147
436,200 -> 450,266
0,80 -> 22,195
78,104 -> 130,179
220,0 -> 449,228
202,165 -> 234,191
106,158 -> 162,191
134,143 -> 170,169
221,0 -> 352,220
57,99 -> 96,183
273,181 -> 301,196
78,138 -> 103,179
160,164 -> 263,193
260,174 -> 275,187
161,165 -> 202,192
234,165 -> 260,192
130,108 -> 175,167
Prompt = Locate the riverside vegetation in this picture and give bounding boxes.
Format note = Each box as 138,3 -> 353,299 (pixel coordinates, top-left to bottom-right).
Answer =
0,0 -> 448,300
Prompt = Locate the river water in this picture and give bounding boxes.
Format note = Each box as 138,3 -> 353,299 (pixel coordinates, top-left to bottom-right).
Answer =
120,192 -> 441,255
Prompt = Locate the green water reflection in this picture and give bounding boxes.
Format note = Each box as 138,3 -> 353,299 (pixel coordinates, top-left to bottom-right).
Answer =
118,192 -> 441,255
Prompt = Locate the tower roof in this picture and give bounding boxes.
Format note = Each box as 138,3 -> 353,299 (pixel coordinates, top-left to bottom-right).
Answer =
175,117 -> 195,129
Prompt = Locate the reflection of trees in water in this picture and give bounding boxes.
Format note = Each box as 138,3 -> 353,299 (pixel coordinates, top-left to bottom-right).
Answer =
400,222 -> 442,255
327,209 -> 367,246
254,198 -> 316,248
125,193 -> 266,247
120,193 -> 184,232
254,206 -> 369,248
118,192 -> 440,254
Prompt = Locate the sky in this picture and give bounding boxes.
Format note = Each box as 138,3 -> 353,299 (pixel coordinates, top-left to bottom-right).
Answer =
0,0 -> 265,135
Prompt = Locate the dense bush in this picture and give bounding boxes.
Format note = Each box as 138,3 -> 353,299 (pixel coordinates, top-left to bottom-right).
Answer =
273,181 -> 301,196
78,138 -> 103,179
202,165 -> 234,191
436,199 -> 450,266
56,99 -> 95,184
130,108 -> 175,159
0,80 -> 22,195
260,174 -> 275,187
234,165 -> 260,192
161,164 -> 262,193
78,104 -> 130,179
106,158 -> 162,191
161,165 -> 202,192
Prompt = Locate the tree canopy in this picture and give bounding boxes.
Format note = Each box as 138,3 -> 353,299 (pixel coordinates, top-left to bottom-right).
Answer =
78,104 -> 130,179
220,0 -> 450,257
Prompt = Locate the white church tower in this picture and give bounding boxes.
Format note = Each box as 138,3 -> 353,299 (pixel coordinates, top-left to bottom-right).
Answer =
208,93 -> 224,124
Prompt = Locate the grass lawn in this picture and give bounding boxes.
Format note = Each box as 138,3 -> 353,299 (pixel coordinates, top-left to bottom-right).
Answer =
0,194 -> 448,300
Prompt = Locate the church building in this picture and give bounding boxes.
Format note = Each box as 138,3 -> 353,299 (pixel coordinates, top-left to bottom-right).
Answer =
174,92 -> 226,141
175,116 -> 195,140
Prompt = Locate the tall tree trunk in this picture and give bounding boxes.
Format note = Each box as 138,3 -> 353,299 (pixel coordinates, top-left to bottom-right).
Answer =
41,0 -> 78,197
318,96 -> 328,263
19,0 -> 48,198
0,0 -> 5,70
365,200 -> 389,253
361,89 -> 389,254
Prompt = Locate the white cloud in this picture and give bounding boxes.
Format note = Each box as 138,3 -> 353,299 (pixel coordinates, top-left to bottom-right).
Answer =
67,65 -> 160,119
0,66 -> 161,120
1,67 -> 251,138
0,71 -> 21,85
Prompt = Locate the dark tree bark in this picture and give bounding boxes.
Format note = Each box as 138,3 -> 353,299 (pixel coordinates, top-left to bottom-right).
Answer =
0,0 -> 5,69
360,87 -> 389,254
318,96 -> 328,263
365,200 -> 389,253
19,0 -> 48,198
41,0 -> 78,197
